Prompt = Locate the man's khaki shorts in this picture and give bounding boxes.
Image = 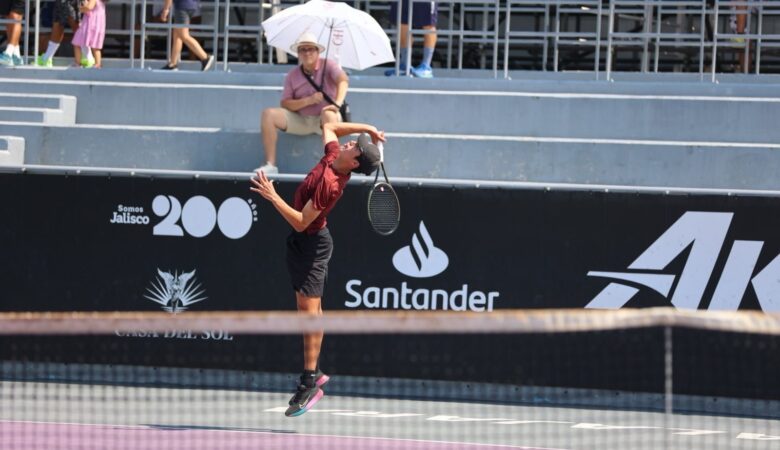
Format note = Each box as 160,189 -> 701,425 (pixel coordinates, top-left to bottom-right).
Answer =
284,110 -> 342,136
285,111 -> 323,136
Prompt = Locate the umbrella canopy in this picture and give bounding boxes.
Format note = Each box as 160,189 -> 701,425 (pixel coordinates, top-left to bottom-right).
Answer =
261,0 -> 395,71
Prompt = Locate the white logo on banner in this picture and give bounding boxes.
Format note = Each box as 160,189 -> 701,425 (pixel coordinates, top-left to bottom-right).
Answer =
586,211 -> 780,312
109,205 -> 150,225
392,221 -> 449,278
145,268 -> 207,313
344,221 -> 499,311
116,269 -> 232,340
152,195 -> 258,239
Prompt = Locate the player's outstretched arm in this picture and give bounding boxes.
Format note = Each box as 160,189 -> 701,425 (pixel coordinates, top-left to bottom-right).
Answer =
322,122 -> 385,145
250,170 -> 321,232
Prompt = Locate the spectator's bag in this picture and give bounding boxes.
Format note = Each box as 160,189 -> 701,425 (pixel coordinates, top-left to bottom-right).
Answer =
339,102 -> 352,122
302,67 -> 351,122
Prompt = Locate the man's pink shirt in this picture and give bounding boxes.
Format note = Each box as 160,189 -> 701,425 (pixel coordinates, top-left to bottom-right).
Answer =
282,58 -> 343,117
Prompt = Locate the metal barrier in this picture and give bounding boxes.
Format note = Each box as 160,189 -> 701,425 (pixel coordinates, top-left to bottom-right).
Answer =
222,0 -> 267,70
7,0 -> 780,80
606,0 -> 710,78
0,0 -> 31,63
712,0 -> 780,79
137,0 -> 219,69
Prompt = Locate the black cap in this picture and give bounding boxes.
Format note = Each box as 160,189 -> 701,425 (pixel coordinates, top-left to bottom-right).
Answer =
355,133 -> 381,175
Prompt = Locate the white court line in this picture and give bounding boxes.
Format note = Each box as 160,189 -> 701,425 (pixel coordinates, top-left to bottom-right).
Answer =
0,419 -> 567,450
1,76 -> 780,103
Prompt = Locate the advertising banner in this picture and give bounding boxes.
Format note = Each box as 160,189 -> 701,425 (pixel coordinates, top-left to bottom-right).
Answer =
2,172 -> 779,399
2,173 -> 780,313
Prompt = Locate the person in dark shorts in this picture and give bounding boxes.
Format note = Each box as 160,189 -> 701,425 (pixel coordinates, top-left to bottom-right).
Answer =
385,0 -> 437,78
250,121 -> 385,417
36,0 -> 84,67
159,0 -> 214,71
0,0 -> 25,66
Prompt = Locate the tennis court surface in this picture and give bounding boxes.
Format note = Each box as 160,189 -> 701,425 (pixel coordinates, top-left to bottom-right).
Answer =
1,309 -> 779,449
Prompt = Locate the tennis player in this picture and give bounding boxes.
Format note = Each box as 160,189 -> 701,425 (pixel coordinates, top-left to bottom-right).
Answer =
250,122 -> 385,417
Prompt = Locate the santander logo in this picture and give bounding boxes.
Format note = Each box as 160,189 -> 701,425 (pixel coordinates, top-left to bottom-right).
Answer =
343,220 -> 499,311
392,221 -> 449,278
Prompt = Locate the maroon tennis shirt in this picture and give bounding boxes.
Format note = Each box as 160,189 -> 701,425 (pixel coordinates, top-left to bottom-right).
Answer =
293,141 -> 351,234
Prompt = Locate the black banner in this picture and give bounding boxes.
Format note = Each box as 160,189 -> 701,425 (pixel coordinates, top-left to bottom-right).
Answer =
2,173 -> 780,402
2,173 -> 780,313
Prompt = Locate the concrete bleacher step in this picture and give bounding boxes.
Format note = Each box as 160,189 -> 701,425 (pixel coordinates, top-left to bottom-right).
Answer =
0,107 -> 74,125
0,94 -> 76,125
0,122 -> 260,172
0,136 -> 25,165
4,120 -> 780,190
1,73 -> 779,144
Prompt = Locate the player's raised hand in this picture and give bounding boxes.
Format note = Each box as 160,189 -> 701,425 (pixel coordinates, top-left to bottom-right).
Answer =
250,169 -> 278,202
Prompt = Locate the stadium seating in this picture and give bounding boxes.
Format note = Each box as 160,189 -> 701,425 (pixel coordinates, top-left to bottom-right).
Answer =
1,65 -> 780,189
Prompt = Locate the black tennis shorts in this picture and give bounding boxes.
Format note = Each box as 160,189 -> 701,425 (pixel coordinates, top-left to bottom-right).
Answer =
0,0 -> 25,16
286,227 -> 333,298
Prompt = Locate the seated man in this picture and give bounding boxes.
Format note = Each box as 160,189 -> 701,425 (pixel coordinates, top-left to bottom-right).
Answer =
256,31 -> 349,174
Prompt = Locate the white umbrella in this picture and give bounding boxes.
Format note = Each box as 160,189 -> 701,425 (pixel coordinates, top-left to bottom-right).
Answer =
261,0 -> 395,71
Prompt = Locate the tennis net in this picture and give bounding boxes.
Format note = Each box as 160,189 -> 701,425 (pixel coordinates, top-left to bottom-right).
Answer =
1,308 -> 779,450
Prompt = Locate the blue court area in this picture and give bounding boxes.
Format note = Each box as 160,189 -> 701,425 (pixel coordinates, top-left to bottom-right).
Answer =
1,379 -> 778,450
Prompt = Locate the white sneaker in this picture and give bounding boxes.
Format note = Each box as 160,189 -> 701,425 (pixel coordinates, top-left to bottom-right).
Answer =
254,163 -> 278,175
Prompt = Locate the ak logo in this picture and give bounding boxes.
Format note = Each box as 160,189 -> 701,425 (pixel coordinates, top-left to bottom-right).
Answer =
392,221 -> 449,278
587,211 -> 780,312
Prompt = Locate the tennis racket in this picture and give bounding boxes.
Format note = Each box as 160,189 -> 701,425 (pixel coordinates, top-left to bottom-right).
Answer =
367,142 -> 400,236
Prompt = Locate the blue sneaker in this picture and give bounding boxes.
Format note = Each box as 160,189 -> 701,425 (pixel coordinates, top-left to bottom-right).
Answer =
11,54 -> 24,66
411,63 -> 433,78
384,65 -> 408,76
0,53 -> 14,66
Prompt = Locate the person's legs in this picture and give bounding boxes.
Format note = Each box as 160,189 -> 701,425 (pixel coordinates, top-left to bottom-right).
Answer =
1,11 -> 23,65
169,28 -> 184,66
178,27 -> 207,61
92,48 -> 101,67
259,107 -> 288,169
386,0 -> 410,75
411,3 -> 437,78
296,291 -> 323,372
736,2 -> 748,72
419,24 -> 437,67
39,22 -> 63,65
72,44 -> 82,65
7,11 -> 21,45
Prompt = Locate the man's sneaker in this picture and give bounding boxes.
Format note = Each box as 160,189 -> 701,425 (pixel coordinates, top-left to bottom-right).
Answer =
81,57 -> 95,68
284,384 -> 324,417
0,53 -> 13,66
384,64 -> 408,76
11,54 -> 24,66
161,63 -> 178,71
201,54 -> 214,71
254,163 -> 278,175
36,55 -> 53,68
411,63 -> 433,78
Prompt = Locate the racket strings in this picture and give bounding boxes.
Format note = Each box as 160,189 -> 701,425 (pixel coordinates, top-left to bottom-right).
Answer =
368,184 -> 400,235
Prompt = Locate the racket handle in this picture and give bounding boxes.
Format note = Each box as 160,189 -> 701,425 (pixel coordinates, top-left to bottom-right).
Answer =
377,142 -> 384,163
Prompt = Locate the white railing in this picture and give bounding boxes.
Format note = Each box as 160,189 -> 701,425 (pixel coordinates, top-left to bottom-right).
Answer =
5,0 -> 780,79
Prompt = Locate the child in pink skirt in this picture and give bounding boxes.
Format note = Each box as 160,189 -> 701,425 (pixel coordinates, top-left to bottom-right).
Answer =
71,0 -> 105,68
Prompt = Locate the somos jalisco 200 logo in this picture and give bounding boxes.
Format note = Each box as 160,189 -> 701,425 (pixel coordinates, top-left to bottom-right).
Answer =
110,194 -> 258,239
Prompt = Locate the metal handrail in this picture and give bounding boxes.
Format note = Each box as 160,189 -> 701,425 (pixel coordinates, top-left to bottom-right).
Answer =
6,0 -> 780,80
0,0 -> 31,63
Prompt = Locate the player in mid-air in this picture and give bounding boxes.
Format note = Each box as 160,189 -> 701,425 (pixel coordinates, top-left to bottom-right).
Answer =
250,121 -> 384,417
